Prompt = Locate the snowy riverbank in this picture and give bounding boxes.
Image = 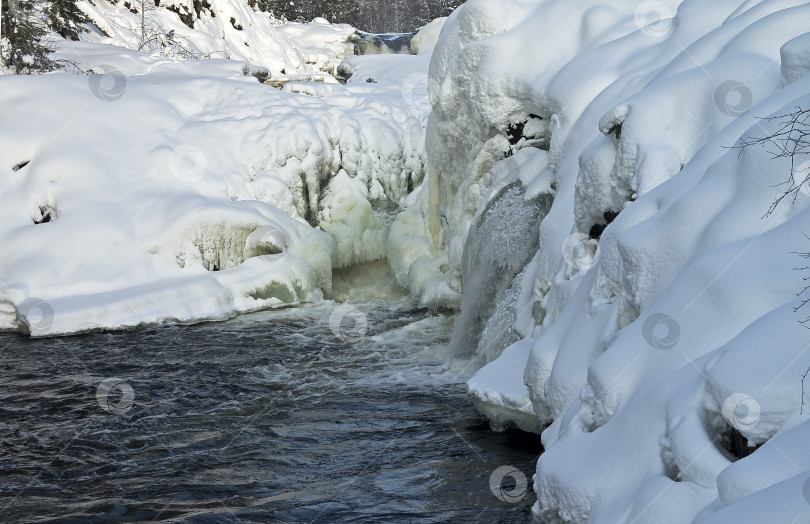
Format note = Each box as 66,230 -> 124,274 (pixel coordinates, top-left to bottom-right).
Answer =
0,4 -> 441,335
414,1 -> 810,522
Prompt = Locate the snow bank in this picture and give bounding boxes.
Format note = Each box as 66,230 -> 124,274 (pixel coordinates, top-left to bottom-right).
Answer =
387,0 -> 810,521
0,22 -> 430,335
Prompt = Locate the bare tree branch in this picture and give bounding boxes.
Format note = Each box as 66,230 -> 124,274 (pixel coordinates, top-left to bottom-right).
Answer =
734,107 -> 810,217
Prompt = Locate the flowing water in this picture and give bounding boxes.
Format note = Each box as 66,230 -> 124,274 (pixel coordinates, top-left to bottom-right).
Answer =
0,298 -> 541,522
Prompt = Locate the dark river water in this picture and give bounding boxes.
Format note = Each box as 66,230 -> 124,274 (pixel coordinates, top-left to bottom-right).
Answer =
0,299 -> 541,523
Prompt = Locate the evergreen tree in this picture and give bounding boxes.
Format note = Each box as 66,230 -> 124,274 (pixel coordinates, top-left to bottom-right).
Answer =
45,0 -> 89,40
1,0 -> 54,73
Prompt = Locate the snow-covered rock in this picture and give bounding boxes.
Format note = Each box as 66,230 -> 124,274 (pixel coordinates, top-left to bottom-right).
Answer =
410,17 -> 447,55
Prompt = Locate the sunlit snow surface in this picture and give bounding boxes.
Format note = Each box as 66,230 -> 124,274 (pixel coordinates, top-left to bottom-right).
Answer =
77,0 -> 356,75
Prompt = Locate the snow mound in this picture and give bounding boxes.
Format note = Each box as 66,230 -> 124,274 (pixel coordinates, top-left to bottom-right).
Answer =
410,17 -> 447,55
467,338 -> 542,434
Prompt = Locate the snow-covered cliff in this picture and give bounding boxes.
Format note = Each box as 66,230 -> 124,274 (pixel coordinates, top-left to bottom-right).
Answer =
387,0 -> 810,521
76,0 -> 356,75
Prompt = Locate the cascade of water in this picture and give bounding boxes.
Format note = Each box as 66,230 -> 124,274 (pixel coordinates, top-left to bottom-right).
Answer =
449,183 -> 550,359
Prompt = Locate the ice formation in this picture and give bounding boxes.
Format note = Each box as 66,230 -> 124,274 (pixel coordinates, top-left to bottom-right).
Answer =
0,1 -> 431,335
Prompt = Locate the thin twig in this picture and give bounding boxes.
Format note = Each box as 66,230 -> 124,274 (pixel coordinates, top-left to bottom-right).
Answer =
733,107 -> 810,216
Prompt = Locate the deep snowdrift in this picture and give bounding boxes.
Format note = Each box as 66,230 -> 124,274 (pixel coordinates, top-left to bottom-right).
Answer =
384,0 -> 810,521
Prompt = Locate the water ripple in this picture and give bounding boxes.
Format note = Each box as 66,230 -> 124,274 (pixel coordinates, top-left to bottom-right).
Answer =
0,300 -> 541,522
